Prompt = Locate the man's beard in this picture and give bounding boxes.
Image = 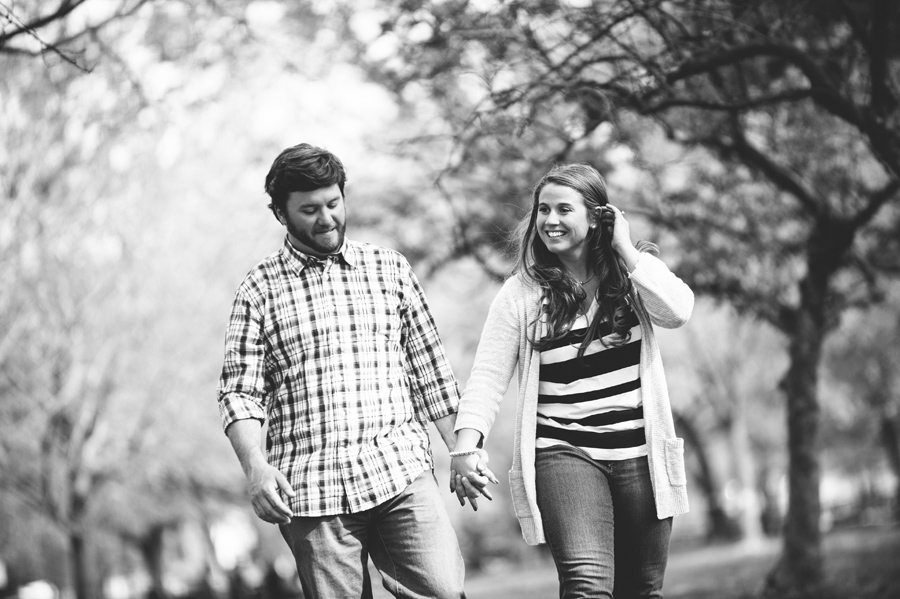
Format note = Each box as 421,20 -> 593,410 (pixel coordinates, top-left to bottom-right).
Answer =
287,220 -> 346,256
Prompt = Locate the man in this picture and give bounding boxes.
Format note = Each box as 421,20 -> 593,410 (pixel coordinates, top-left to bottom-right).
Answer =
217,143 -> 483,599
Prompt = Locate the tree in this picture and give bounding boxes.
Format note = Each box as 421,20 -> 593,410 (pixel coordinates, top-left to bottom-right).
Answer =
674,308 -> 784,543
0,2 -> 256,595
344,1 -> 900,596
823,301 -> 900,522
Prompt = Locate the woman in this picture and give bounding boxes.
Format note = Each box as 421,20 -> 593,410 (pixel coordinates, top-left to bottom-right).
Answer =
449,163 -> 692,598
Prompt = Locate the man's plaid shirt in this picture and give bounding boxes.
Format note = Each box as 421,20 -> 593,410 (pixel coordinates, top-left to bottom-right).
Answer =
217,237 -> 460,517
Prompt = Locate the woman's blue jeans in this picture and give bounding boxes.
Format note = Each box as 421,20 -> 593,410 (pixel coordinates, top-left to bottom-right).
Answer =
535,444 -> 672,599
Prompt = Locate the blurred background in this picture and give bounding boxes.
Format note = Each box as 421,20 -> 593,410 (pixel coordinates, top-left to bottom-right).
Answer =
1,1 -> 898,598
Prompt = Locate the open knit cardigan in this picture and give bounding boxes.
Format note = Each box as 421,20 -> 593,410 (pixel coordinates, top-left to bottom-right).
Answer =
454,252 -> 694,545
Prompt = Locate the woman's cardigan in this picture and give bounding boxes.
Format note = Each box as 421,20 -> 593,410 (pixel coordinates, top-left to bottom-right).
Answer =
454,252 -> 694,545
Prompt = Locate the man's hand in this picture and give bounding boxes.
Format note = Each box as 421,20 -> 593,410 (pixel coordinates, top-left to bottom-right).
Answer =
449,449 -> 499,511
247,462 -> 296,524
226,419 -> 296,525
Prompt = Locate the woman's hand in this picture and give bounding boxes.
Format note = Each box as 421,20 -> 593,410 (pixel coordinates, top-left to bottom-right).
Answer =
449,449 -> 499,511
602,204 -> 632,253
602,204 -> 640,272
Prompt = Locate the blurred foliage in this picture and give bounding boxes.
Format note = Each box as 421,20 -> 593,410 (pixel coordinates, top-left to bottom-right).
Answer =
1,2 -> 899,599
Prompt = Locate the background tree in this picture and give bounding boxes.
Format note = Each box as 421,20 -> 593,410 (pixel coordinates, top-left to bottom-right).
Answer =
0,2 -> 256,595
823,298 -> 900,522
671,307 -> 785,543
342,1 -> 900,596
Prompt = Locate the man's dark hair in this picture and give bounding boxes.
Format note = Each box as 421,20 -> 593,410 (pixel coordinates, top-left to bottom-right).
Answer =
264,143 -> 347,220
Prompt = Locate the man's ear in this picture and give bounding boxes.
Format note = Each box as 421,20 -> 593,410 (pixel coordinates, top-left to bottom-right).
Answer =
275,207 -> 287,226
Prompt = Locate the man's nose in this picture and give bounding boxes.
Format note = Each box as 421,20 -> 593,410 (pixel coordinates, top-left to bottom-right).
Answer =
317,210 -> 334,226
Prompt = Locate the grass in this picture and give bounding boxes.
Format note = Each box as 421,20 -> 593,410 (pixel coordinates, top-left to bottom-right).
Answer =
457,525 -> 900,599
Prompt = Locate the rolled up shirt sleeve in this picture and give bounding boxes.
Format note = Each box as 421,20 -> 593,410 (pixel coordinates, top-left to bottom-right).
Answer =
400,262 -> 460,422
217,286 -> 269,431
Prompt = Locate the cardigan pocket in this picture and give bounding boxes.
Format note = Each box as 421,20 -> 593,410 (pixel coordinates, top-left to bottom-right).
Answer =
508,469 -> 532,518
664,438 -> 687,486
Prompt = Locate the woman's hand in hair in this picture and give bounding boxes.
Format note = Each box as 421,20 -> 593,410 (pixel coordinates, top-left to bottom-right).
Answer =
603,204 -> 632,252
606,204 -> 641,272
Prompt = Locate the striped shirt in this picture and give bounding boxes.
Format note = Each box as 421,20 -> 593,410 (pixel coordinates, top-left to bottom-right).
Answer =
537,300 -> 647,460
217,237 -> 460,517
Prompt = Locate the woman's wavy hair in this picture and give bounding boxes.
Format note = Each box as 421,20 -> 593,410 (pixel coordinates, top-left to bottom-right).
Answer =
514,163 -> 657,355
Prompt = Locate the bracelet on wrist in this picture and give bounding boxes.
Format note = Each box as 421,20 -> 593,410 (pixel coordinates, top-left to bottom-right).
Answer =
449,449 -> 480,457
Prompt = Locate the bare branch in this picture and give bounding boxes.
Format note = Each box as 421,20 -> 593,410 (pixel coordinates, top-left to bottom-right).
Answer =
432,175 -> 508,283
726,126 -> 822,217
664,42 -> 864,128
854,177 -> 900,228
868,0 -> 896,117
0,0 -> 91,72
23,0 -> 154,57
0,0 -> 89,46
647,88 -> 812,113
1,0 -> 154,72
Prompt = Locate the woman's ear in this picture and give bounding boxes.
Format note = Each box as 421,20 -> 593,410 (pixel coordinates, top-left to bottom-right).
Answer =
589,206 -> 604,230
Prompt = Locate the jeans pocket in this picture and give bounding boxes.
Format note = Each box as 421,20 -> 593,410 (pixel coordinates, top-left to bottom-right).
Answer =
508,469 -> 531,518
664,438 -> 687,486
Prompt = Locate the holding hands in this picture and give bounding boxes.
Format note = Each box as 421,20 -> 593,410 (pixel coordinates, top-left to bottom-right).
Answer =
449,449 -> 499,511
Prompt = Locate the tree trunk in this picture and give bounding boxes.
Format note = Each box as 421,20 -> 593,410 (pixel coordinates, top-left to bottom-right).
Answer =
70,532 -> 90,599
879,414 -> 900,522
765,265 -> 832,597
729,391 -> 765,544
674,411 -> 736,540
141,525 -> 172,599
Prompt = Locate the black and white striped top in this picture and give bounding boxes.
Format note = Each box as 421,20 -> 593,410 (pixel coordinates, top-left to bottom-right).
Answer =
537,300 -> 647,460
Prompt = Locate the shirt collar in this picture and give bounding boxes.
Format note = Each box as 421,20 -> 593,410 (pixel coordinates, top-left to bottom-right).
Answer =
281,236 -> 357,271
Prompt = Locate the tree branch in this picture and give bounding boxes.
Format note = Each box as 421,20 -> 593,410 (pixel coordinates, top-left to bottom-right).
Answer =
0,0 -> 89,46
726,126 -> 822,217
664,42 -> 863,128
867,0 -> 896,117
0,0 -> 91,71
647,88 -> 812,113
433,176 -> 508,283
854,178 -> 900,227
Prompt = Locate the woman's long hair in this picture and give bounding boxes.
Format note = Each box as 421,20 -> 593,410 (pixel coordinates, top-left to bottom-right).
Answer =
514,163 -> 657,356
